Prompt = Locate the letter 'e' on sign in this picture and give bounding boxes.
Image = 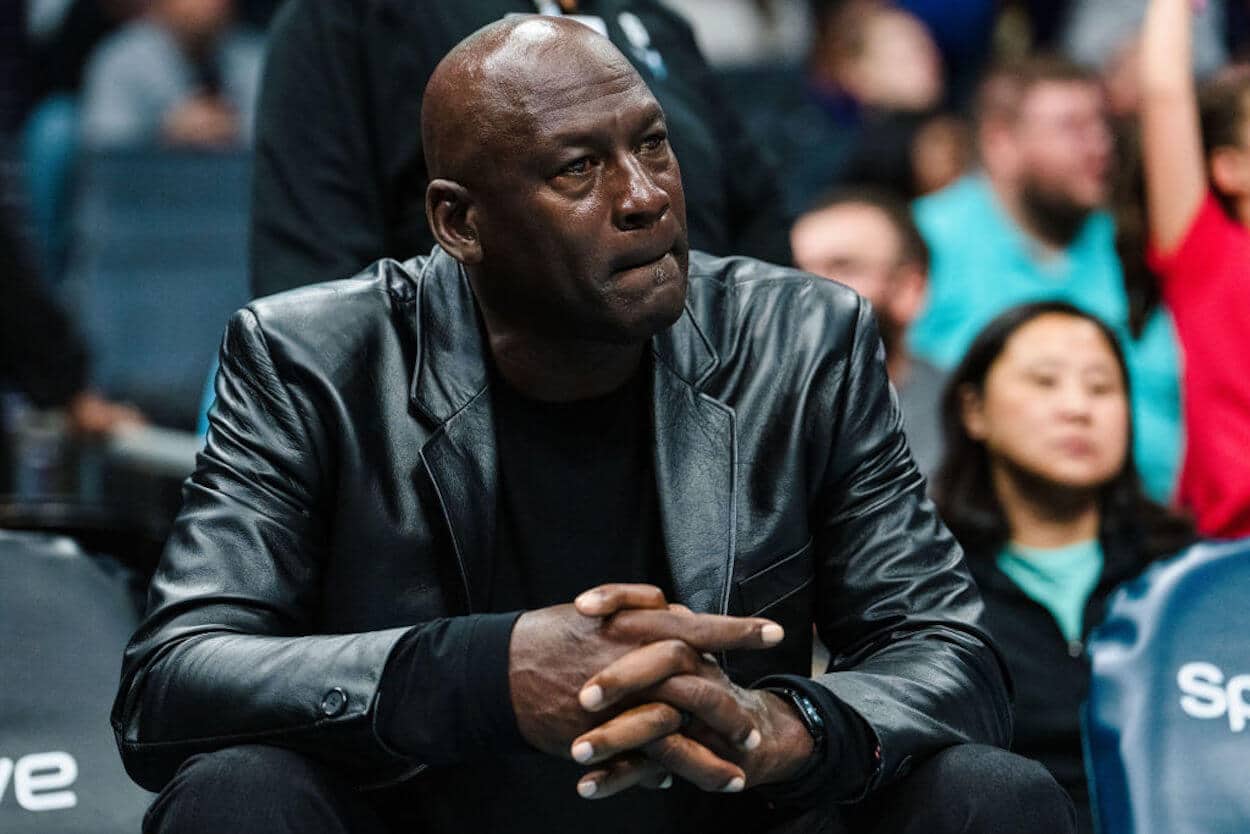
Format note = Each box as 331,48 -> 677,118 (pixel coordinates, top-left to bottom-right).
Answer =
0,751 -> 79,812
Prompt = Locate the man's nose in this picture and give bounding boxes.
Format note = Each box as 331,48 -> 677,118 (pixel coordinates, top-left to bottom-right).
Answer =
613,155 -> 669,231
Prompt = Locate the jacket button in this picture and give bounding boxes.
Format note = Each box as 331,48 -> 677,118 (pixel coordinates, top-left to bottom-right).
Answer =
1068,640 -> 1084,658
320,687 -> 348,717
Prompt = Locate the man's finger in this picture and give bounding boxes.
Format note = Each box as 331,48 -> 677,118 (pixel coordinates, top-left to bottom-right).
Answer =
644,734 -> 747,793
571,701 -> 686,764
579,639 -> 702,712
576,753 -> 671,800
574,584 -> 667,617
607,608 -> 784,652
653,674 -> 761,753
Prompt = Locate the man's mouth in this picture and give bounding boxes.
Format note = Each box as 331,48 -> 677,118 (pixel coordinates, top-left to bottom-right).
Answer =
612,243 -> 675,275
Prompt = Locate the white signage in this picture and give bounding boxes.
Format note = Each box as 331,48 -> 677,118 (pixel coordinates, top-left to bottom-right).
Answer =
0,752 -> 78,812
1178,662 -> 1250,732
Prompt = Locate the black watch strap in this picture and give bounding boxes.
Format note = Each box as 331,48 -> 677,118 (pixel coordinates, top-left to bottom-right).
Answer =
768,686 -> 826,777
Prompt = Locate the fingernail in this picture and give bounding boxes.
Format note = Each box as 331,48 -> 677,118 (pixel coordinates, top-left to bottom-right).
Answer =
659,774 -> 673,789
578,779 -> 598,798
575,590 -> 602,610
580,685 -> 604,710
761,623 -> 784,645
722,776 -> 745,793
571,741 -> 594,763
741,729 -> 761,752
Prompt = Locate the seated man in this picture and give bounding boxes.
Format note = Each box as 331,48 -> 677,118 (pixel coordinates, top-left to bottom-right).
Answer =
791,187 -> 944,477
114,17 -> 1075,834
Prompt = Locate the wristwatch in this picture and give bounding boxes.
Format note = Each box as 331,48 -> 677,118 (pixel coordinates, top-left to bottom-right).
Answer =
768,687 -> 826,777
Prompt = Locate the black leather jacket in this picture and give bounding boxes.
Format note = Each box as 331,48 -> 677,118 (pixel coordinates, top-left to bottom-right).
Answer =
113,248 -> 1011,795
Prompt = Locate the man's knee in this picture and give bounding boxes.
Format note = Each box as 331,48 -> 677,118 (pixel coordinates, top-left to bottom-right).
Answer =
142,745 -> 362,834
907,744 -> 1076,834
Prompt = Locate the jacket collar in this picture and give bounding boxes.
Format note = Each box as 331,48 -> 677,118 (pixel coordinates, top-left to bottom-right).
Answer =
409,248 -> 734,615
409,248 -> 717,423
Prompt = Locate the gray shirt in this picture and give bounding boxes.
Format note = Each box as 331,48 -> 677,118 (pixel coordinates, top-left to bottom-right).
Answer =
81,20 -> 264,149
897,355 -> 946,481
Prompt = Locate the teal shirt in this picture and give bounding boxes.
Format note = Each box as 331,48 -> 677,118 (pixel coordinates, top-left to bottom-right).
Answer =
997,540 -> 1105,642
910,175 -> 1182,501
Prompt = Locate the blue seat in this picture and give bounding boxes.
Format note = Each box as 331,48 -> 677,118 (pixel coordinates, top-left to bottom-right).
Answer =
66,151 -> 251,429
1084,539 -> 1250,834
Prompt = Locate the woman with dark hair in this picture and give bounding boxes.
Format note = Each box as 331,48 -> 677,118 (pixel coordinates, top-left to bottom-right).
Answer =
932,301 -> 1194,834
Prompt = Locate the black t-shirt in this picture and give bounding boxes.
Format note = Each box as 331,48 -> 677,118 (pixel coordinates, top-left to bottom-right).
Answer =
470,365 -> 690,833
488,364 -> 669,610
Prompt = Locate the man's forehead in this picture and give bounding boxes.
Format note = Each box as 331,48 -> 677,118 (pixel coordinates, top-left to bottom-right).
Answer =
809,203 -> 897,244
482,34 -> 653,126
1020,81 -> 1103,117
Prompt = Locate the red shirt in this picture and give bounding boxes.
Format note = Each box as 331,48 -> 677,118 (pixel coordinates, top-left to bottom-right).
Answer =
1148,193 -> 1250,538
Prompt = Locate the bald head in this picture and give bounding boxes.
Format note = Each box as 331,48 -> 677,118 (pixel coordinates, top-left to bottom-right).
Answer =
421,16 -> 687,351
422,16 -> 645,186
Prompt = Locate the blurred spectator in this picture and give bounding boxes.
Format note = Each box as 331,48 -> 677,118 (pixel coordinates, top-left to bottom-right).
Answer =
769,1 -> 966,215
248,0 -> 792,299
80,0 -> 263,149
1139,0 -> 1250,537
790,187 -> 944,475
27,0 -> 144,103
1063,0 -> 1229,84
1062,0 -> 1232,119
910,56 -> 1182,502
894,0 -> 997,106
932,302 -> 1194,834
659,0 -> 812,65
0,196 -> 143,485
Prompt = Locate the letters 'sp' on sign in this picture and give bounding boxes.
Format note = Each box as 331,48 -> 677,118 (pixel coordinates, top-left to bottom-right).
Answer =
1178,662 -> 1250,732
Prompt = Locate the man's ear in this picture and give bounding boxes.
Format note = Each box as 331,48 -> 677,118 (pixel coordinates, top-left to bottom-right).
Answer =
426,178 -> 482,265
888,263 -> 928,328
979,120 -> 1018,183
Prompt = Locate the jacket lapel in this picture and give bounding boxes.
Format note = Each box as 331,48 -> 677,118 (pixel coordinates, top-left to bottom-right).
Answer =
652,306 -> 736,615
409,251 -> 498,613
407,251 -> 737,617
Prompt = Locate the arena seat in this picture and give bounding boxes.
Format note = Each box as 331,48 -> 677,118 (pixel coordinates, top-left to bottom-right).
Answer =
0,530 -> 151,833
1084,538 -> 1250,834
67,150 -> 252,429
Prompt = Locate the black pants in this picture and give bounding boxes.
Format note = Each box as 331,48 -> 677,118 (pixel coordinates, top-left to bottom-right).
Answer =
144,743 -> 1075,834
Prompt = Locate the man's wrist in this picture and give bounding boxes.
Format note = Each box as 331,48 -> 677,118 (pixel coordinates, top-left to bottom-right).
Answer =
761,687 -> 824,785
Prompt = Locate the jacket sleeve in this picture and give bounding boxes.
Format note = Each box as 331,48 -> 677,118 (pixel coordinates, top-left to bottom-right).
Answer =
799,299 -> 1012,798
111,308 -> 520,792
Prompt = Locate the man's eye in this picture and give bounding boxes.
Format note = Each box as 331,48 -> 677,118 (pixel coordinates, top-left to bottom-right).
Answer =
639,133 -> 667,152
560,157 -> 593,176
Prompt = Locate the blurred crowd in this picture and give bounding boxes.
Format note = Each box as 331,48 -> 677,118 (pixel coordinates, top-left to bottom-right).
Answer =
2,1 -> 1249,832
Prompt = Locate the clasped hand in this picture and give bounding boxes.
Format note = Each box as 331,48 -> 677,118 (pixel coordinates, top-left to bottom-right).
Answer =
508,584 -> 814,800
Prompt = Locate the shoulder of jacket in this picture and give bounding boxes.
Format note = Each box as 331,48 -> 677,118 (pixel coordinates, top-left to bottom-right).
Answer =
686,249 -> 865,353
242,256 -> 425,356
